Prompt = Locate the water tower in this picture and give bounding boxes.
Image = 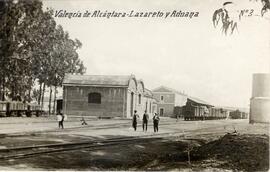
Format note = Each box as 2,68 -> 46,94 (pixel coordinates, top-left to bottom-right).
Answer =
250,73 -> 270,123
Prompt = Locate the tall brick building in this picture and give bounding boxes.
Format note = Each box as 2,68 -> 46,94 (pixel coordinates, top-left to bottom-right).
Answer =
62,74 -> 156,118
152,86 -> 187,117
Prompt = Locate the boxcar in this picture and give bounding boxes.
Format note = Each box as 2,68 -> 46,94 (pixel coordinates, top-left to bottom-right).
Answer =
0,101 -> 42,117
229,110 -> 248,119
183,103 -> 209,120
183,103 -> 227,121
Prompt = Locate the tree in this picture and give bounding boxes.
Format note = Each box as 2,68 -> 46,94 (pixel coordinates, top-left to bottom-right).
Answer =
259,0 -> 270,16
0,0 -> 86,109
46,25 -> 86,114
213,0 -> 270,35
0,0 -> 50,101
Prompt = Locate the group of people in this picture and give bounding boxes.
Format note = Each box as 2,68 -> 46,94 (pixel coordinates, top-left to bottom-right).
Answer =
132,110 -> 160,132
56,110 -> 160,132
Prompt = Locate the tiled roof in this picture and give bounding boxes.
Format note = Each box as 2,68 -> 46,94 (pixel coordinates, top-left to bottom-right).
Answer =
215,106 -> 249,113
187,96 -> 213,106
63,74 -> 134,87
152,86 -> 186,96
144,88 -> 153,97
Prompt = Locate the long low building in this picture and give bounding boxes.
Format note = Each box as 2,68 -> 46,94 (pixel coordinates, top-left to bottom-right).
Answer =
62,74 -> 156,118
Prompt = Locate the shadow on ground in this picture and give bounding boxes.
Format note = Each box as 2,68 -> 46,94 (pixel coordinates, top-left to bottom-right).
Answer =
0,133 -> 268,171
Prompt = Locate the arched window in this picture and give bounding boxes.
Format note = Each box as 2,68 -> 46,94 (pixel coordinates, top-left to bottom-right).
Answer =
88,92 -> 101,104
138,94 -> 141,104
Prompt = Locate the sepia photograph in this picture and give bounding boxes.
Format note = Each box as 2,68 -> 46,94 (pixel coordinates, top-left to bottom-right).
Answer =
0,0 -> 269,171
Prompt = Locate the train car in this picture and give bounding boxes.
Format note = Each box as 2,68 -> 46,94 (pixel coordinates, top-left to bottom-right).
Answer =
26,103 -> 42,117
0,101 -> 7,117
229,110 -> 248,119
183,100 -> 227,121
182,103 -> 195,120
183,102 -> 209,120
6,101 -> 26,117
0,101 -> 43,117
208,107 -> 227,120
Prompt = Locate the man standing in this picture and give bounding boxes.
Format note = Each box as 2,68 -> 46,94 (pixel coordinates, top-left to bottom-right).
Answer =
132,110 -> 139,131
153,113 -> 160,132
142,110 -> 149,132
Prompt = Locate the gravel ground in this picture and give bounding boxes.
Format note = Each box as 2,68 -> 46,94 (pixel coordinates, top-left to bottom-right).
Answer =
0,118 -> 268,171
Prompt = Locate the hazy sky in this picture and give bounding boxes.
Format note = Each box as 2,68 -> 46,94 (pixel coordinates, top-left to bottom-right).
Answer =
43,0 -> 270,108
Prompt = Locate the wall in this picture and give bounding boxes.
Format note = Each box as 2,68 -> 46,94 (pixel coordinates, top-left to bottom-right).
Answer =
153,92 -> 175,117
126,79 -> 137,118
153,92 -> 175,104
157,104 -> 175,117
63,86 -> 126,117
135,82 -> 145,117
137,96 -> 155,119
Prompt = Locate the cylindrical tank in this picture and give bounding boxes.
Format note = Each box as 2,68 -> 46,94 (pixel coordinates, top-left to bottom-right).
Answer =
252,73 -> 270,97
250,73 -> 270,123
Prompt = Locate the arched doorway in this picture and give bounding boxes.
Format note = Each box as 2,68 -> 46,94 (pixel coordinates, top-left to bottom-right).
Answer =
130,92 -> 134,117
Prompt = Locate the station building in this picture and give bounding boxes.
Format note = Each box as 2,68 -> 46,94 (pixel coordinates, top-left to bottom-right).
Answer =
62,74 -> 156,119
152,86 -> 187,117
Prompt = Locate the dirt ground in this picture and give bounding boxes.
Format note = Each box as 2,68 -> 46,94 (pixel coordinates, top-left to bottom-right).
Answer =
0,117 -> 269,171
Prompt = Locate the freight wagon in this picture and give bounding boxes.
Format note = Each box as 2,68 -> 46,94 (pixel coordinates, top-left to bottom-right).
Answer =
183,102 -> 227,121
0,101 -> 43,117
229,110 -> 248,119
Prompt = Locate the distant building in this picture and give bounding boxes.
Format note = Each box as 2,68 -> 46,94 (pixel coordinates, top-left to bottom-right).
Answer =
152,86 -> 187,117
62,74 -> 156,118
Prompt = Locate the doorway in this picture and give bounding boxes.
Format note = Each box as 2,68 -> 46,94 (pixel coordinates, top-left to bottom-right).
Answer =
160,108 -> 164,116
130,92 -> 134,117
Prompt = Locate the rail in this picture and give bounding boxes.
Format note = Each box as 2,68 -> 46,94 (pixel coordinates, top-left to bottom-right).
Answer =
0,124 -> 233,160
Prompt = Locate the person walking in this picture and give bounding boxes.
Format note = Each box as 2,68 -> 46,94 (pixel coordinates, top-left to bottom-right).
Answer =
142,110 -> 149,132
81,117 -> 88,125
57,111 -> 64,129
132,110 -> 139,131
153,113 -> 160,132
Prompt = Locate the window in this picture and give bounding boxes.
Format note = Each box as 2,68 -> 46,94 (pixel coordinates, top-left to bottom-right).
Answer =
88,92 -> 101,104
160,95 -> 164,101
138,94 -> 141,104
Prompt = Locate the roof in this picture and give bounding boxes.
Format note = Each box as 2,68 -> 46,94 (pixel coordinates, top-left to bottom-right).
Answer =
152,86 -> 186,96
187,96 -> 213,106
215,106 -> 249,113
63,74 -> 135,87
144,88 -> 153,97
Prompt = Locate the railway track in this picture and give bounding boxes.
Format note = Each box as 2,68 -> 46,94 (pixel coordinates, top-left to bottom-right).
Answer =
0,124 -> 232,160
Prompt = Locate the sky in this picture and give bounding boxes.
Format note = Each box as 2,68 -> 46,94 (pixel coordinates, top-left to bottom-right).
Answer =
43,0 -> 270,108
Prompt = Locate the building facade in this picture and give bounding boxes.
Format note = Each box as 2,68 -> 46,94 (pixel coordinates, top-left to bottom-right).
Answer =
152,86 -> 187,117
62,74 -> 156,119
